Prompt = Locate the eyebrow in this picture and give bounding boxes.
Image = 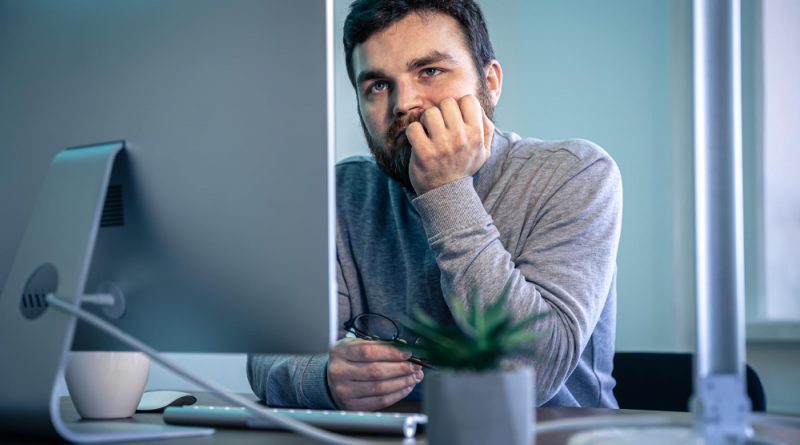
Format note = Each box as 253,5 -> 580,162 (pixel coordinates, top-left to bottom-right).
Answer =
406,50 -> 457,71
355,50 -> 458,86
356,69 -> 389,87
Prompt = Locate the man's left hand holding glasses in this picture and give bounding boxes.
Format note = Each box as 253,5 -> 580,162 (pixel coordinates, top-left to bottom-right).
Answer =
327,337 -> 424,411
326,313 -> 426,411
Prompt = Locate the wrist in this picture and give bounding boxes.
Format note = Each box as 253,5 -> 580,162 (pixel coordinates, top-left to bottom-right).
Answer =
325,359 -> 344,409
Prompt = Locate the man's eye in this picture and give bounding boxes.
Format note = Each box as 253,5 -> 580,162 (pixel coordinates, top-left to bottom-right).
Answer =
422,68 -> 442,77
369,81 -> 389,94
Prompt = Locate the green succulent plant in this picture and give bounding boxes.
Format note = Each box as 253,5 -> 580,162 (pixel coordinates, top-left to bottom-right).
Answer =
398,285 -> 548,371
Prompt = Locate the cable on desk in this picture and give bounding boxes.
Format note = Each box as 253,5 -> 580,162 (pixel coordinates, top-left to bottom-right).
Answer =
47,293 -> 372,445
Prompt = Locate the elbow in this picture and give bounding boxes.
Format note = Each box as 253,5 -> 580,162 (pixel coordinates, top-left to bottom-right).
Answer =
532,315 -> 583,404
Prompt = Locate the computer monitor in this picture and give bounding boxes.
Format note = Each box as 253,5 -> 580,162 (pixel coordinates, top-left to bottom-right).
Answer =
0,0 -> 335,440
0,0 -> 335,350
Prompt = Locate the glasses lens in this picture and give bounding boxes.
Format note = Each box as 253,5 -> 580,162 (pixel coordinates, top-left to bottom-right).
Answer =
354,314 -> 398,341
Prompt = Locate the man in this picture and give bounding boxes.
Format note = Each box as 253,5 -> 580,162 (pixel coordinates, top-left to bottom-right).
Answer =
248,0 -> 622,411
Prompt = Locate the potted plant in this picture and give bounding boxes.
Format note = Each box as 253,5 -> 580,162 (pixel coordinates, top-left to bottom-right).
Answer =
399,286 -> 547,445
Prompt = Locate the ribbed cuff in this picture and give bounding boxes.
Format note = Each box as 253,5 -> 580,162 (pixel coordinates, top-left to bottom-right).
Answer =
412,177 -> 490,239
299,354 -> 338,409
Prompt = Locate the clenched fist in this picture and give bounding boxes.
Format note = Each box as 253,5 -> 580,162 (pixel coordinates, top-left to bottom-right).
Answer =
406,95 -> 495,195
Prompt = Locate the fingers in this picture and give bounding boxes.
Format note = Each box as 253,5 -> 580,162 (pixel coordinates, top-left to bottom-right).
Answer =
328,340 -> 424,411
405,94 -> 491,195
420,106 -> 446,136
340,369 -> 423,399
333,339 -> 411,363
457,95 -> 483,129
330,359 -> 419,384
438,97 -> 462,130
407,95 -> 484,148
339,386 -> 416,412
405,121 -> 430,152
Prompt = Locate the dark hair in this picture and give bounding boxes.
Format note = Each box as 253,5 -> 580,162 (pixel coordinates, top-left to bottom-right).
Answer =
343,0 -> 495,88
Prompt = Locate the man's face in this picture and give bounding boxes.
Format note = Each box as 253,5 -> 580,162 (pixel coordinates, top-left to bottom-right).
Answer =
352,12 -> 496,191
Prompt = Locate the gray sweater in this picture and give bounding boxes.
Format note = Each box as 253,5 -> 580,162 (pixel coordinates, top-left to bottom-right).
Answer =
248,129 -> 622,408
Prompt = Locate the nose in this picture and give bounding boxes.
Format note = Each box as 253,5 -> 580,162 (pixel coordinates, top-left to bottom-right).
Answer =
392,79 -> 423,117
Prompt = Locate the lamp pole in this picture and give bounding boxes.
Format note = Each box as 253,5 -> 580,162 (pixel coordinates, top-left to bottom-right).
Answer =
692,0 -> 751,443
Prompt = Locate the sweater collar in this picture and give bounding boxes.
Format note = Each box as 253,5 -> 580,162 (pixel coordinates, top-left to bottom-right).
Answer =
473,128 -> 510,200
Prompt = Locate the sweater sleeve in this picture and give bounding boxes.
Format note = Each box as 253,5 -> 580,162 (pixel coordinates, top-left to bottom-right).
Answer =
246,353 -> 336,409
411,148 -> 622,403
245,259 -> 352,409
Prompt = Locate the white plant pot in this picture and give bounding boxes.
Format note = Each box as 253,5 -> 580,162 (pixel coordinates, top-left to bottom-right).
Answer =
423,367 -> 535,445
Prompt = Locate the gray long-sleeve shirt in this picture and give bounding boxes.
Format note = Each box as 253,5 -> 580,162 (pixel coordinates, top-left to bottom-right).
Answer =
248,129 -> 622,408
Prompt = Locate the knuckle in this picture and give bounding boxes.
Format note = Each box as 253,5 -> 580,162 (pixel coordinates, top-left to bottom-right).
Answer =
366,363 -> 384,380
330,348 -> 345,361
373,381 -> 389,395
362,345 -> 382,362
423,107 -> 439,120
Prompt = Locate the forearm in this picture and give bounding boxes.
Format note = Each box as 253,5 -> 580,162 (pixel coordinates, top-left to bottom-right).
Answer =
411,156 -> 622,402
246,353 -> 336,409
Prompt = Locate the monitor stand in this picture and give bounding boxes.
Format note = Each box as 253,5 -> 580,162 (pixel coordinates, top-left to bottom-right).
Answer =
0,141 -> 213,442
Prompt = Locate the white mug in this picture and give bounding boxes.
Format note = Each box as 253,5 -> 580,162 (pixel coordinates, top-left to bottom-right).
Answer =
65,351 -> 150,419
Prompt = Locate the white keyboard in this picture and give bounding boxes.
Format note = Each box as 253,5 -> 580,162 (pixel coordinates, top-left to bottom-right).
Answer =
163,405 -> 427,439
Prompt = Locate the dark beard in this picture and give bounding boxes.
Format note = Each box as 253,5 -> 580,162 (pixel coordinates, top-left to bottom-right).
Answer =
360,81 -> 495,194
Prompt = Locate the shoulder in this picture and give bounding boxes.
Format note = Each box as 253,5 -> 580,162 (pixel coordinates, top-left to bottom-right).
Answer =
336,155 -> 379,177
335,155 -> 405,212
336,155 -> 385,193
499,132 -> 621,188
505,134 -> 616,171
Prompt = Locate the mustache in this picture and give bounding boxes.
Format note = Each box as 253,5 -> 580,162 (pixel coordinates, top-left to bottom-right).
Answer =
386,110 -> 424,143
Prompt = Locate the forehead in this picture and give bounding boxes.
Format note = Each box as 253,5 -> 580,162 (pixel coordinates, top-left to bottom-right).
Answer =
352,12 -> 472,76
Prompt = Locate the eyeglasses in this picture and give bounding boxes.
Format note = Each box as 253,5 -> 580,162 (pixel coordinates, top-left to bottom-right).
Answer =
343,313 -> 433,369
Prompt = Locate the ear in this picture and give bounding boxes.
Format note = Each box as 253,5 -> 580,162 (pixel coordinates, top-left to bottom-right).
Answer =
483,60 -> 503,106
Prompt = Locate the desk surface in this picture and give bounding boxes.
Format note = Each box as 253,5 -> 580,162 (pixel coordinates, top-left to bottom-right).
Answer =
2,393 -> 798,444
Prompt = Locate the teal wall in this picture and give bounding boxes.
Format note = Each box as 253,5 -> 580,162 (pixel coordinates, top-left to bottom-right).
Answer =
483,0 -> 683,351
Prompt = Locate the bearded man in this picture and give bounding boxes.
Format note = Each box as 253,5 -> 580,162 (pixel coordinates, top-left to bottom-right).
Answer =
248,0 -> 622,411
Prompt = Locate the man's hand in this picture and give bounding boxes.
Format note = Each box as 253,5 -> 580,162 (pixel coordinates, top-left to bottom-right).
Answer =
327,338 -> 424,411
405,94 -> 495,195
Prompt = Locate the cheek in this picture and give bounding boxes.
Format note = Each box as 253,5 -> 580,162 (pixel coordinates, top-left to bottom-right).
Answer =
360,103 -> 388,134
427,78 -> 479,103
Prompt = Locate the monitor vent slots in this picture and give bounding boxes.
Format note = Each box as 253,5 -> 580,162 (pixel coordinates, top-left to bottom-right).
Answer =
100,184 -> 125,227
